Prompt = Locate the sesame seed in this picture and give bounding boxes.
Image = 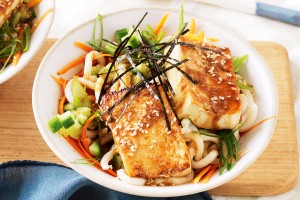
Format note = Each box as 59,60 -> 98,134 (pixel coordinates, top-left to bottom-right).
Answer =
151,140 -> 157,143
231,87 -> 237,91
128,153 -> 134,156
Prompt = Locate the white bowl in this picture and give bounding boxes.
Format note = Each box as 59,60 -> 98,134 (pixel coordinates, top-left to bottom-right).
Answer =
32,8 -> 278,197
0,0 -> 55,84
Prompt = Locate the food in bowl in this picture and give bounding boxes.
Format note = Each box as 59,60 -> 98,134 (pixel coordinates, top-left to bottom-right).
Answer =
0,0 -> 54,83
47,6 -> 262,186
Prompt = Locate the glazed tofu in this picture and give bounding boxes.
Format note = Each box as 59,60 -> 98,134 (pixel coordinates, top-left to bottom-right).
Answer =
166,36 -> 241,130
0,0 -> 22,28
100,86 -> 191,179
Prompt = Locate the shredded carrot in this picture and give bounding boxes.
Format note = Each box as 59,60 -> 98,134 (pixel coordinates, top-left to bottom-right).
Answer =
201,165 -> 219,183
153,13 -> 169,35
81,114 -> 98,154
58,96 -> 66,115
26,0 -> 42,8
31,8 -> 54,33
78,139 -> 93,158
193,165 -> 212,183
12,50 -> 21,66
66,136 -> 86,158
241,116 -> 277,137
74,41 -> 94,52
62,79 -> 69,89
189,18 -> 196,34
57,54 -> 86,75
51,74 -> 64,87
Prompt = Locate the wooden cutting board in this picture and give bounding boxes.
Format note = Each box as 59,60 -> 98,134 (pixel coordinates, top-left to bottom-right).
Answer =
0,40 -> 298,196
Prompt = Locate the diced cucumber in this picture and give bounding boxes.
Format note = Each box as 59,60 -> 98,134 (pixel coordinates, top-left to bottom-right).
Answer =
113,154 -> 123,170
76,114 -> 88,126
76,107 -> 91,118
58,120 -> 82,139
71,77 -> 92,109
132,75 -> 142,85
48,115 -> 63,133
89,141 -> 102,158
115,28 -> 128,44
58,111 -> 75,129
63,103 -> 74,111
136,63 -> 149,76
12,11 -> 22,27
103,42 -> 117,55
127,34 -> 141,48
91,67 -> 100,75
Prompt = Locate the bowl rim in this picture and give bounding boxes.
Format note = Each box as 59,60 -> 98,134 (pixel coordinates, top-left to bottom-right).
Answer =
0,0 -> 55,84
32,6 -> 278,197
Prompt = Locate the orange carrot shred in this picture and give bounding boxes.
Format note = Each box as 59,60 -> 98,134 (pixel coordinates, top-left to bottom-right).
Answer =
66,136 -> 86,158
58,96 -> 66,115
201,166 -> 218,183
76,68 -> 84,77
31,8 -> 54,33
12,50 -> 22,66
57,54 -> 86,75
78,139 -> 93,158
193,165 -> 212,183
189,18 -> 196,34
241,116 -> 277,137
81,114 -> 98,154
74,41 -> 94,52
198,30 -> 205,42
153,13 -> 169,35
51,74 -> 64,86
26,0 -> 42,8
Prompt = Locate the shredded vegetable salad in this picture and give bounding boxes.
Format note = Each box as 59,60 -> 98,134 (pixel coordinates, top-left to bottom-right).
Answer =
0,0 -> 52,73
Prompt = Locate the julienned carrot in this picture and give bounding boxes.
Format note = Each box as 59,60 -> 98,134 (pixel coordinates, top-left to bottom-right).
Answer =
57,54 -> 86,75
81,114 -> 98,154
241,116 -> 277,137
66,136 -> 86,158
51,74 -> 64,86
198,30 -> 204,42
189,18 -> 195,34
74,41 -> 94,52
192,165 -> 212,183
63,79 -> 69,89
12,51 -> 21,66
58,95 -> 66,115
78,139 -> 93,158
201,165 -> 219,183
26,0 -> 42,8
31,8 -> 54,33
153,13 -> 169,35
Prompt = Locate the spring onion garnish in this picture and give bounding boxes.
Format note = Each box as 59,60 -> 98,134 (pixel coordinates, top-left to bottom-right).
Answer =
198,125 -> 241,174
232,55 -> 253,90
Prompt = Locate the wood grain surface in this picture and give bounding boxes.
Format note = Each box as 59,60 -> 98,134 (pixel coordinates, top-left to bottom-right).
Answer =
0,40 -> 298,196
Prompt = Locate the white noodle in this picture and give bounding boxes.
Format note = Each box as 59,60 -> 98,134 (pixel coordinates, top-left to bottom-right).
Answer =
191,149 -> 218,169
184,133 -> 204,161
100,147 -> 116,170
200,134 -> 219,144
117,169 -> 147,186
239,89 -> 258,132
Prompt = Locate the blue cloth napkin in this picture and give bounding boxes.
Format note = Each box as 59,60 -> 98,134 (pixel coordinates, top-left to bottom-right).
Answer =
0,161 -> 212,200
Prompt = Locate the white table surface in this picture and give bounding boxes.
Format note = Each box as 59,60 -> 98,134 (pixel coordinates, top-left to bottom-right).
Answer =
48,0 -> 300,199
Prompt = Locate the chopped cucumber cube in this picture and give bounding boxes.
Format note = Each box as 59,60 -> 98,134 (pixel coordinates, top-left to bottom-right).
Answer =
58,111 -> 75,129
71,77 -> 92,109
58,119 -> 82,139
113,154 -> 123,170
89,141 -> 101,158
63,103 -> 74,111
48,115 -> 63,133
76,107 -> 92,118
115,28 -> 128,44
